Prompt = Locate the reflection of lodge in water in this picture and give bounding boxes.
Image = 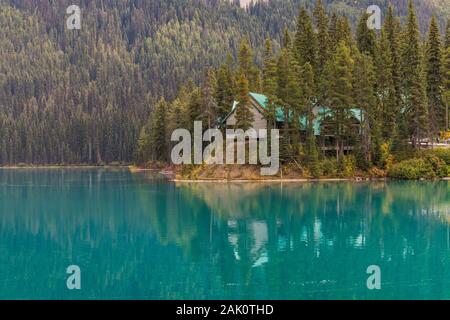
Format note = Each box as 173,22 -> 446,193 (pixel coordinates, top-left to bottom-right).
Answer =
1,170 -> 449,254
174,181 -> 450,269
227,220 -> 269,268
1,169 -> 450,299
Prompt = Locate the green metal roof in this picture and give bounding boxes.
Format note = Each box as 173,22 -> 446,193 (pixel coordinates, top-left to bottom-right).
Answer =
221,92 -> 362,135
249,92 -> 269,108
249,92 -> 285,123
350,109 -> 363,122
299,117 -> 322,136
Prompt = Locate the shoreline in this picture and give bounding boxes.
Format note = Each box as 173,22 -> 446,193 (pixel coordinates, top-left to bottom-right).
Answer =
1,165 -> 448,182
172,177 -> 388,183
0,165 -> 130,169
171,176 -> 450,183
135,163 -> 450,183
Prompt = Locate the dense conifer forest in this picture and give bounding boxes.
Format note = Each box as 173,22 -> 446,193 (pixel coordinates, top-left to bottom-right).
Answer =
0,0 -> 449,173
136,0 -> 450,179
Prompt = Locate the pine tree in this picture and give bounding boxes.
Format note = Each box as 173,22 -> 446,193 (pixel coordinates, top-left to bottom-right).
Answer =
293,7 -> 317,69
216,54 -> 235,119
300,62 -> 316,114
375,29 -> 397,140
329,12 -> 339,52
276,48 -> 290,108
445,20 -> 450,49
444,19 -> 450,131
187,85 -> 203,132
301,62 -> 320,177
401,0 -> 429,147
282,27 -> 291,49
238,37 -> 252,77
235,72 -> 254,130
313,0 -> 330,70
353,52 -> 378,168
329,13 -> 353,52
307,133 -> 320,178
425,15 -> 444,134
313,0 -> 330,105
201,67 -> 219,128
168,87 -> 190,133
383,6 -> 402,124
324,41 -> 354,161
150,98 -> 168,162
262,38 -> 278,98
136,127 -> 150,164
285,58 -> 303,150
277,47 -> 301,160
337,16 -> 354,49
444,46 -> 450,130
262,38 -> 278,128
356,12 -> 377,58
238,38 -> 259,91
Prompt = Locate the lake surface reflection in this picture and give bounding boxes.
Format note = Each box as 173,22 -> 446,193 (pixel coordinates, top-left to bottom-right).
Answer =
0,169 -> 449,299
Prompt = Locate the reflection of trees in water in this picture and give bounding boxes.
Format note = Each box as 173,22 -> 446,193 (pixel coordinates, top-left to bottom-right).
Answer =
0,170 -> 228,298
172,181 -> 450,298
1,169 -> 450,298
0,169 -> 160,246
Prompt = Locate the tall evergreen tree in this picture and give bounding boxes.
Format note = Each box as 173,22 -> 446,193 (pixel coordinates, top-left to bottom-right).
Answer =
168,86 -> 190,132
445,20 -> 450,49
353,52 -> 379,168
282,27 -> 292,48
444,46 -> 450,130
384,6 -> 402,119
235,72 -> 254,130
293,7 -> 317,69
238,38 -> 260,92
136,127 -> 150,164
285,59 -> 303,150
262,38 -> 278,98
187,85 -> 203,132
445,20 -> 450,131
300,62 -> 316,117
375,29 -> 397,140
276,47 -> 302,160
356,12 -> 377,58
337,16 -> 354,49
329,12 -> 339,52
324,41 -> 354,161
402,1 -> 429,147
313,0 -> 330,70
313,0 -> 330,105
262,38 -> 279,128
401,0 -> 429,147
216,54 -> 236,119
300,62 -> 320,177
426,15 -> 444,134
150,98 -> 169,162
201,67 -> 219,128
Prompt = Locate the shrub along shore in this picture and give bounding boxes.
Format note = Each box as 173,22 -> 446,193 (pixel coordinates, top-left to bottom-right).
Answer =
135,148 -> 450,181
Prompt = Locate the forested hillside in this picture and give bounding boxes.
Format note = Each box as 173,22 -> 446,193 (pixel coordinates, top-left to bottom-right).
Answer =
0,0 -> 448,164
137,0 -> 450,179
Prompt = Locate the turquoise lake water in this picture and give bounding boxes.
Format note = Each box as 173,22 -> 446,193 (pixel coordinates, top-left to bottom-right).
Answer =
0,168 -> 449,300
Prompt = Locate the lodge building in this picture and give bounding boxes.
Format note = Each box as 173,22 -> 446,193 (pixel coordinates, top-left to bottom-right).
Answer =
219,92 -> 363,153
